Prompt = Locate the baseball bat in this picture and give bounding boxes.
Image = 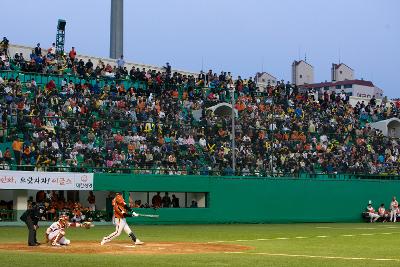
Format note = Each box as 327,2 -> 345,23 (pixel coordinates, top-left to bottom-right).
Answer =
138,214 -> 159,218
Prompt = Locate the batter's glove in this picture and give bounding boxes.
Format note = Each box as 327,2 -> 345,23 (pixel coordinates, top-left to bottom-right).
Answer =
81,222 -> 93,229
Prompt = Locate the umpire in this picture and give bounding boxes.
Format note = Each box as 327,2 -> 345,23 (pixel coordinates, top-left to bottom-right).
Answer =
20,202 -> 44,246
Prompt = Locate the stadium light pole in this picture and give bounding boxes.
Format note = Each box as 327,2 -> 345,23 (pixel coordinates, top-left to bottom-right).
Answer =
231,85 -> 236,174
110,0 -> 123,59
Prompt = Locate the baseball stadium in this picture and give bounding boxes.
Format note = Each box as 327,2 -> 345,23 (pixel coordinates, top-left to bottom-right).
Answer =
0,1 -> 400,266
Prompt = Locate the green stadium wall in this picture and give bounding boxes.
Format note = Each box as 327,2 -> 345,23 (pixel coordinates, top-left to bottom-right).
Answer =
94,174 -> 400,224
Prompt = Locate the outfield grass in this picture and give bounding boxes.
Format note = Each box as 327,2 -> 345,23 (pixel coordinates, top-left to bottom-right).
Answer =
1,223 -> 400,267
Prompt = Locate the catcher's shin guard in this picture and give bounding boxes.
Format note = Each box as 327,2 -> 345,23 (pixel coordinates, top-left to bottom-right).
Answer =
129,232 -> 137,242
52,230 -> 65,246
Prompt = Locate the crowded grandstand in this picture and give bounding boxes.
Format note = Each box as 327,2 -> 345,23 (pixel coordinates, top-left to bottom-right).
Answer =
0,38 -> 399,177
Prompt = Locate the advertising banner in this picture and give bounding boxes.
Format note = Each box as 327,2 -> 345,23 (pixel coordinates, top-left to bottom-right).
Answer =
0,170 -> 94,190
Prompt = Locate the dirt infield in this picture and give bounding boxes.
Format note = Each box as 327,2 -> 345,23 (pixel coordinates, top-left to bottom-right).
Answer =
0,241 -> 251,255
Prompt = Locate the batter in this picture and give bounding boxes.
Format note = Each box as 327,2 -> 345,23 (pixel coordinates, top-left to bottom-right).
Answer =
100,193 -> 143,245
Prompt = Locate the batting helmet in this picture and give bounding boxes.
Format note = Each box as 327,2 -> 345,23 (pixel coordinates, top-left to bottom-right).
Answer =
113,193 -> 125,206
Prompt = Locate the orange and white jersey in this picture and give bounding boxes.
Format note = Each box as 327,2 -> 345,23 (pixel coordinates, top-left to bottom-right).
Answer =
390,201 -> 398,210
378,207 -> 385,215
367,206 -> 375,213
112,194 -> 129,219
114,204 -> 128,219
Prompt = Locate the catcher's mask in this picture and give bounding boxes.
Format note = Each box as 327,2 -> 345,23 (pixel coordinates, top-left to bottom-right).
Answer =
59,215 -> 69,226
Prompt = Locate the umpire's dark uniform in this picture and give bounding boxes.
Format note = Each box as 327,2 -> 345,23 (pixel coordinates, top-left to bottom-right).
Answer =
20,203 -> 43,246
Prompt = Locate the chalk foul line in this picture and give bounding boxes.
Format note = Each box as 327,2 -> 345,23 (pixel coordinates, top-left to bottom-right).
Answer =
207,231 -> 400,244
225,252 -> 400,262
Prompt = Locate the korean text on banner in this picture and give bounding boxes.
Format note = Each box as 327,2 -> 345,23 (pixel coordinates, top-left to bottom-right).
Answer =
0,171 -> 94,190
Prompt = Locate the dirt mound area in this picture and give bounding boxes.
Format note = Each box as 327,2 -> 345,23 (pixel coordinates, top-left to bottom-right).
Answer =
0,241 -> 250,255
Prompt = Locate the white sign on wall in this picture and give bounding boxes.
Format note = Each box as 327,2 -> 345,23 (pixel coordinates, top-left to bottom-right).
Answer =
0,170 -> 94,190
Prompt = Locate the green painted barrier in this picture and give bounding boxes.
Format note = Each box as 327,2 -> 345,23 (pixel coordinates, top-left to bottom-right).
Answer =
94,174 -> 400,224
0,70 -> 147,90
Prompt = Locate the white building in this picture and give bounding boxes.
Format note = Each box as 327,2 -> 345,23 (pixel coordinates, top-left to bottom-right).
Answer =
370,118 -> 400,138
331,63 -> 354,82
299,79 -> 384,99
292,60 -> 314,85
255,72 -> 277,90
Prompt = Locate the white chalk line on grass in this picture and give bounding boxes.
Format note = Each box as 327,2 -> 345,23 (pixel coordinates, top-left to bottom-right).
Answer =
224,252 -> 400,262
315,226 -> 400,230
315,227 -> 379,230
207,231 -> 400,244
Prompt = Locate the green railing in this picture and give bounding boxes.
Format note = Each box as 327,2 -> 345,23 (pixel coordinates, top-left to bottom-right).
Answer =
0,70 -> 148,90
0,209 -> 17,221
6,164 -> 400,180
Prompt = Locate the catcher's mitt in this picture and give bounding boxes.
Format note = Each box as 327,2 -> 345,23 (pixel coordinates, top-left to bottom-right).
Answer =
81,222 -> 93,229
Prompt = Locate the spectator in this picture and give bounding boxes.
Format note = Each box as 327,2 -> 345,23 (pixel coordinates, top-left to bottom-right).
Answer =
152,192 -> 162,208
117,55 -> 125,69
48,43 -> 56,55
0,37 -> 9,54
3,148 -> 12,164
34,43 -> 42,56
162,192 -> 171,208
87,191 -> 96,211
0,124 -> 5,143
11,137 -> 23,166
171,194 -> 179,208
190,200 -> 198,208
69,47 -> 76,61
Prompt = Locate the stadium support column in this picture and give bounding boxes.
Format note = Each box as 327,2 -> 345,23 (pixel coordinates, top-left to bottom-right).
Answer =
110,0 -> 123,59
13,190 -> 28,221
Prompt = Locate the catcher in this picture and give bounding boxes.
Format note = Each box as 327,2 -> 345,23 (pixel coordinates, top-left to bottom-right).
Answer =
100,193 -> 143,246
45,215 -> 92,246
